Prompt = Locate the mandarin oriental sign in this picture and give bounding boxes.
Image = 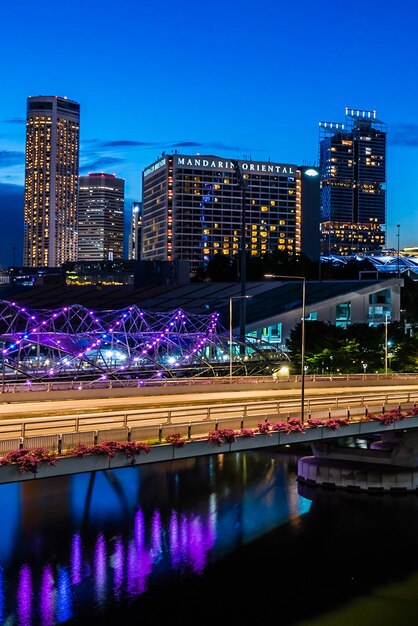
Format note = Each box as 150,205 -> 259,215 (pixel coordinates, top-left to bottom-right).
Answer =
143,157 -> 166,178
143,155 -> 297,178
174,156 -> 296,175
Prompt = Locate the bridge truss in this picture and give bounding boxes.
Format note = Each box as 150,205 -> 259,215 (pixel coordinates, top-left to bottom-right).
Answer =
0,300 -> 289,383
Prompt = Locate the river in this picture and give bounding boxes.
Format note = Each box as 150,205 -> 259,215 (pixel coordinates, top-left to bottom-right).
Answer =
0,445 -> 418,625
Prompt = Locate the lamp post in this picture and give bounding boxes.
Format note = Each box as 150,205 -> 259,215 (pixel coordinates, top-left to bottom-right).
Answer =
264,274 -> 306,423
396,224 -> 401,278
231,160 -> 249,353
229,295 -> 252,383
1,341 -> 5,394
384,312 -> 389,377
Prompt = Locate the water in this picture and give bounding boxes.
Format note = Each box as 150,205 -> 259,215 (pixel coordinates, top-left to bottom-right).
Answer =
0,448 -> 418,625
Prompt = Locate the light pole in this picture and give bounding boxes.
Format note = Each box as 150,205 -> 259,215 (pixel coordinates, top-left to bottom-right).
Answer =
231,160 -> 249,353
264,274 -> 306,423
1,341 -> 5,394
396,224 -> 401,278
229,295 -> 252,383
384,312 -> 389,377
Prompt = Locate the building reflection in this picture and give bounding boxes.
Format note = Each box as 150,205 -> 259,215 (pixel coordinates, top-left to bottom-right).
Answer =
0,451 -> 310,625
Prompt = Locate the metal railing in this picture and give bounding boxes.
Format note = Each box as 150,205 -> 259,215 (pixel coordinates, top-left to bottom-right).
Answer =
2,372 -> 418,395
0,390 -> 417,451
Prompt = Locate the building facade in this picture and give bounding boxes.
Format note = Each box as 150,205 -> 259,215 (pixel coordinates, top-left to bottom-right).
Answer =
299,166 -> 320,261
141,154 -> 301,271
128,201 -> 142,260
319,108 -> 387,255
23,95 -> 80,267
77,173 -> 124,261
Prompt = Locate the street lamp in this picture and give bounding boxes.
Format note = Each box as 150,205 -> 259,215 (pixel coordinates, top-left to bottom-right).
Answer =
396,224 -> 401,278
264,274 -> 306,423
1,341 -> 5,394
229,295 -> 252,382
384,312 -> 389,377
231,160 -> 249,352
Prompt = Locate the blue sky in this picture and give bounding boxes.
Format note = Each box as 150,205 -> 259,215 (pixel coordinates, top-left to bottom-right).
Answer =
1,0 -> 418,267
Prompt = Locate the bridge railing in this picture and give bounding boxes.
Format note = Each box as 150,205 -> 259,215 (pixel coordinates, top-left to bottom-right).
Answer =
1,391 -> 417,454
1,389 -> 418,443
2,372 -> 418,395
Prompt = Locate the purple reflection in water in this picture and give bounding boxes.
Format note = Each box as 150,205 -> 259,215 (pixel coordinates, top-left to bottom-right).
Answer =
151,509 -> 162,560
169,510 -> 181,567
180,513 -> 189,561
188,517 -> 207,574
94,533 -> 107,607
17,564 -> 32,626
126,540 -> 153,597
134,508 -> 144,550
168,511 -> 215,574
40,566 -> 54,626
71,533 -> 82,585
112,537 -> 124,601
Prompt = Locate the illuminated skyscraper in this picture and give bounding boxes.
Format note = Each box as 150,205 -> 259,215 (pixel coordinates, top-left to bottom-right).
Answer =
128,201 -> 142,260
319,108 -> 387,255
77,173 -> 125,261
23,95 -> 80,267
141,154 -> 301,272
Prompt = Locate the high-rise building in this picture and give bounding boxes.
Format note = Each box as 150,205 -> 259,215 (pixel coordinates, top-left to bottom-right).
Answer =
299,166 -> 320,262
128,201 -> 142,260
319,108 -> 387,255
23,95 -> 80,267
141,154 -> 301,271
77,173 -> 125,261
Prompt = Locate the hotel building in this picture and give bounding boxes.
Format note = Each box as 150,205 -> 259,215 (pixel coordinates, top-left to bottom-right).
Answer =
23,95 -> 80,267
141,154 -> 301,271
319,108 -> 387,255
77,173 -> 125,261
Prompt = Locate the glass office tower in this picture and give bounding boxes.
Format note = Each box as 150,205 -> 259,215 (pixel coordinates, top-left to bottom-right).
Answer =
319,108 -> 387,255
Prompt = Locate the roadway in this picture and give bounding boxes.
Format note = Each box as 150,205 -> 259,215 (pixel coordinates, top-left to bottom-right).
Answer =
2,381 -> 418,420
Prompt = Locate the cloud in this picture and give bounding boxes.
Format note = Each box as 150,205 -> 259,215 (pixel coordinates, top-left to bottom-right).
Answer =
101,140 -> 156,148
0,150 -> 25,168
166,140 -> 246,151
83,138 -> 246,152
79,156 -> 126,173
4,118 -> 25,124
389,124 -> 418,147
169,141 -> 203,148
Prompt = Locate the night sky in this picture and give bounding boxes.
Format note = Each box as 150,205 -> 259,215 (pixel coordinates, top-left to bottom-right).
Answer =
1,0 -> 418,267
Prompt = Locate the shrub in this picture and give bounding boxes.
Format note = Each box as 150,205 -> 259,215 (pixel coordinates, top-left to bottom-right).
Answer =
207,431 -> 224,446
165,433 -> 187,447
324,418 -> 349,430
240,428 -> 256,438
257,421 -> 271,435
0,447 -> 57,474
307,419 -> 326,428
217,428 -> 237,443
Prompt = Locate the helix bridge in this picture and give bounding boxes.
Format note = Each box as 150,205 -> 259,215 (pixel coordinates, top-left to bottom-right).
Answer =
0,300 -> 289,383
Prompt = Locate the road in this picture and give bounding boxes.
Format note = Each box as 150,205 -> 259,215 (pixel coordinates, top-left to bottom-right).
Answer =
1,382 -> 418,420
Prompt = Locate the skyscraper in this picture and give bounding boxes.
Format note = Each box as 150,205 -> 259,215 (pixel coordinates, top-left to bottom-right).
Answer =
319,108 -> 387,255
141,154 -> 301,272
77,173 -> 125,261
23,95 -> 80,267
128,201 -> 142,260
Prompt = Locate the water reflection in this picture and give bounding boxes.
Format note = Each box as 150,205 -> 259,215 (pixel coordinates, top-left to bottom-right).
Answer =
3,449 -> 418,625
0,452 -> 309,625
